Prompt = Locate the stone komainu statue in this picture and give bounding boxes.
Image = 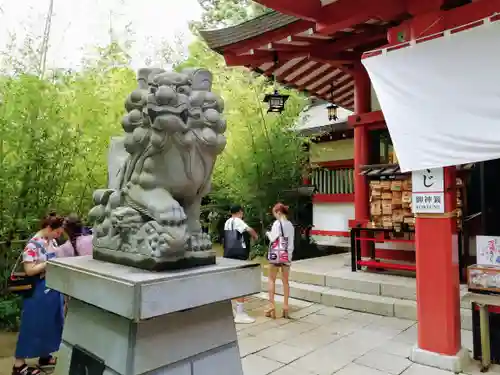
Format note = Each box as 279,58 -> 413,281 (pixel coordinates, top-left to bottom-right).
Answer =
88,68 -> 227,270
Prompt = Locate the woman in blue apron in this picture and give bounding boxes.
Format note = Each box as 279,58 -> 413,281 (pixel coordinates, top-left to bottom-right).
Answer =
13,213 -> 65,375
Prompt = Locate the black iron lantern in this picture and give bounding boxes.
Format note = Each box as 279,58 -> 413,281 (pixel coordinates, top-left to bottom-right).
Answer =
263,89 -> 289,113
327,103 -> 338,121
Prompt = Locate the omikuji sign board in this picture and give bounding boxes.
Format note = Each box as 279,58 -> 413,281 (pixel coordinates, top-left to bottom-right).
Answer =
412,167 -> 444,214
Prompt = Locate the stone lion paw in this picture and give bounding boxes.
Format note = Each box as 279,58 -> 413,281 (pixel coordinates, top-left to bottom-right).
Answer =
189,232 -> 212,252
157,204 -> 187,226
141,221 -> 186,259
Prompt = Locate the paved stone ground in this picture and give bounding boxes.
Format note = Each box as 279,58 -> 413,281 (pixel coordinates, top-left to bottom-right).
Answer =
238,294 -> 500,375
1,294 -> 498,375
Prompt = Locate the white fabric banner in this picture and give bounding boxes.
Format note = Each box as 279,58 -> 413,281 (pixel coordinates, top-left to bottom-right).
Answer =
362,19 -> 500,172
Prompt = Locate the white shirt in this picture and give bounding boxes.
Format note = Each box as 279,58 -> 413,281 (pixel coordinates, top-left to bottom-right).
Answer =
266,219 -> 295,259
224,217 -> 249,248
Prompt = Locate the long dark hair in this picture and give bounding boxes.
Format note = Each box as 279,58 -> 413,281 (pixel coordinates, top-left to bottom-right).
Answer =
64,213 -> 84,256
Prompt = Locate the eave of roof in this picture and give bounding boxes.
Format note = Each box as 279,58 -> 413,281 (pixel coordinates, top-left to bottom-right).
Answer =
199,10 -> 396,111
199,11 -> 299,52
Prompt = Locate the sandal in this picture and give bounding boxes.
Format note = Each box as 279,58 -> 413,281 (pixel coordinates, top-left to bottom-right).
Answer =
265,307 -> 276,319
282,307 -> 290,319
12,364 -> 42,375
38,356 -> 57,369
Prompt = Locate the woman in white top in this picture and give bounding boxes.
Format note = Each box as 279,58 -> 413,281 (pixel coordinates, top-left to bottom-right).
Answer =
265,203 -> 294,319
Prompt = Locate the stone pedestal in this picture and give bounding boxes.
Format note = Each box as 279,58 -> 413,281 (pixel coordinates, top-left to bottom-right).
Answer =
46,256 -> 261,375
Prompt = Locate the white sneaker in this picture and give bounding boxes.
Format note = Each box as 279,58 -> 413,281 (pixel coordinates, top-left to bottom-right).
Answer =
234,312 -> 255,324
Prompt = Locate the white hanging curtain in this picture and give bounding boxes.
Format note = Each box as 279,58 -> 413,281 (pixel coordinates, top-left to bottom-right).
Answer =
362,17 -> 500,172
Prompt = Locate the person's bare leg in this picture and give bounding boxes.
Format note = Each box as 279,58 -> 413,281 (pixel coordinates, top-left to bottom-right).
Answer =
282,265 -> 290,318
266,265 -> 278,318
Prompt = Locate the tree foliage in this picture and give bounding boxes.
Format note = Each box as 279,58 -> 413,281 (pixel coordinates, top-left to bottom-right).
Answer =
0,41 -> 136,330
0,0 -> 308,329
192,0 -> 268,30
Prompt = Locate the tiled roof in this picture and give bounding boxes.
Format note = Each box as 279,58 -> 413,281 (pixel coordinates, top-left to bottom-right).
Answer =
199,11 -> 299,51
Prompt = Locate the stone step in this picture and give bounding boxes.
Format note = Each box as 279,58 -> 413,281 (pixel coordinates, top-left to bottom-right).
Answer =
261,276 -> 473,331
289,267 -> 417,300
287,265 -> 472,309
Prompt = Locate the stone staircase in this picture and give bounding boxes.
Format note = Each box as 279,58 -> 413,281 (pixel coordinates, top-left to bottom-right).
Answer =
261,255 -> 473,331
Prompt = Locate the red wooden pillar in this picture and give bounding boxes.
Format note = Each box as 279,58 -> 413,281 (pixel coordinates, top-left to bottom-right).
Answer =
353,65 -> 371,256
412,167 -> 467,370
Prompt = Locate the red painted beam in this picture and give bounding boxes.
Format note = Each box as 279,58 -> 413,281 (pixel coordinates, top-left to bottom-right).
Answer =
287,62 -> 320,83
310,50 -> 361,65
253,0 -> 322,22
227,20 -> 314,55
375,249 -> 416,263
348,110 -> 385,128
329,82 -> 355,101
358,260 -> 416,272
224,51 -> 307,66
314,159 -> 355,169
320,29 -> 388,55
407,0 -> 445,16
342,100 -> 355,110
313,194 -> 355,203
334,89 -> 354,104
275,58 -> 308,80
298,68 -> 344,91
261,62 -> 278,76
310,230 -> 350,237
316,0 -> 406,36
264,43 -> 315,53
312,81 -> 334,96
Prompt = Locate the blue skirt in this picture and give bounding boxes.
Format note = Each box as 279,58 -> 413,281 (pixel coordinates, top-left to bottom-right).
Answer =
15,277 -> 64,359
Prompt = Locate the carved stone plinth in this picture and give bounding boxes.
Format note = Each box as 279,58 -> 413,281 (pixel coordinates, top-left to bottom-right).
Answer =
93,248 -> 216,272
47,256 -> 260,375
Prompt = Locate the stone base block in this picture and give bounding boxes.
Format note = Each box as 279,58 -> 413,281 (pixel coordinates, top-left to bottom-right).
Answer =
56,300 -> 242,375
410,346 -> 470,373
47,256 -> 261,375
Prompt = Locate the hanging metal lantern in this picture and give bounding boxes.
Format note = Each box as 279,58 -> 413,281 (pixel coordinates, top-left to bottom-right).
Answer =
327,103 -> 338,121
263,90 -> 289,113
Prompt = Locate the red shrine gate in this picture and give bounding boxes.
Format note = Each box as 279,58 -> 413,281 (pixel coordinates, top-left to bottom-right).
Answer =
200,0 -> 500,371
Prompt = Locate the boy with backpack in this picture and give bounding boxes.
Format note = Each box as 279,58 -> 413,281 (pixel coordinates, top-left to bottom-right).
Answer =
223,205 -> 258,324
